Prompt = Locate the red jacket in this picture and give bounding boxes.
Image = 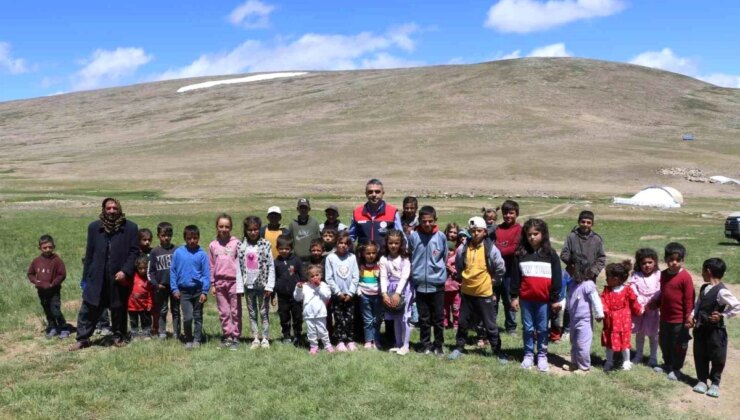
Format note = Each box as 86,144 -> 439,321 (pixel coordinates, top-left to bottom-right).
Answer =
128,272 -> 153,312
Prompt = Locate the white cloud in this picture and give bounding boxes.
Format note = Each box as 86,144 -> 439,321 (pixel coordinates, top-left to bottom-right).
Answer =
629,48 -> 739,89
72,47 -> 153,91
155,25 -> 422,81
228,0 -> 275,29
629,48 -> 697,75
495,42 -> 571,60
0,41 -> 28,74
485,0 -> 626,33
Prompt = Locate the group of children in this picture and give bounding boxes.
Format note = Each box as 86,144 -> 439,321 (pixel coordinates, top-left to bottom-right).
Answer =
27,199 -> 739,398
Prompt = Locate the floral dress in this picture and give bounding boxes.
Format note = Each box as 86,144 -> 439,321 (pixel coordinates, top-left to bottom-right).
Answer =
601,285 -> 642,351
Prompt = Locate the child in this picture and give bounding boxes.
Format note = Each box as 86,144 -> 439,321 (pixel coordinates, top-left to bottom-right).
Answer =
309,239 -> 327,265
273,235 -> 304,345
560,210 -> 606,282
320,205 -> 347,232
325,231 -> 360,351
408,205 -> 448,356
448,217 -> 507,362
358,242 -> 382,349
236,216 -> 275,350
321,229 -> 337,255
565,262 -> 603,373
260,206 -> 289,259
510,218 -> 563,372
27,235 -> 69,339
628,248 -> 661,366
481,207 -> 498,241
691,258 -> 740,398
148,222 -> 180,340
294,265 -> 334,354
400,196 -> 419,235
288,198 -> 322,263
656,242 -> 695,380
380,229 -> 412,355
128,255 -> 154,338
138,228 -> 153,256
209,214 -> 242,349
601,261 -> 643,371
170,225 -> 210,350
495,199 -> 522,336
443,222 -> 461,329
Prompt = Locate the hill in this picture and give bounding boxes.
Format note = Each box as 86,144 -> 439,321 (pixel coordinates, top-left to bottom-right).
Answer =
1,58 -> 739,199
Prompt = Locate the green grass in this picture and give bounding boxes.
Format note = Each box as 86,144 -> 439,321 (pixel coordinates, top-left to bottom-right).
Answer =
1,195 -> 738,418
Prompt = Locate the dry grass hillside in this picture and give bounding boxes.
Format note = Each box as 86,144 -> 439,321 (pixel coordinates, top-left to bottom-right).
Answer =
1,57 -> 739,199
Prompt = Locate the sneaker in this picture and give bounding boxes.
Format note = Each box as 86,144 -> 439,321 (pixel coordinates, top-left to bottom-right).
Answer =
652,366 -> 664,373
422,348 -> 432,355
229,340 -> 239,351
364,342 -> 373,350
309,346 -> 319,355
59,330 -> 70,339
336,342 -> 348,352
347,342 -> 357,352
648,358 -> 658,368
251,338 -> 260,349
434,348 -> 445,357
281,337 -> 293,345
692,382 -> 708,394
521,354 -> 534,369
68,341 -> 90,351
537,355 -> 549,372
667,371 -> 678,381
100,328 -> 113,337
448,349 -> 464,360
388,347 -> 399,353
94,328 -> 102,336
326,346 -> 335,353
397,346 -> 409,356
631,355 -> 642,365
707,384 -> 720,398
184,342 -> 193,350
158,333 -> 167,340
261,338 -> 270,348
45,329 -> 59,339
219,339 -> 231,349
603,362 -> 614,372
495,351 -> 509,365
622,361 -> 633,371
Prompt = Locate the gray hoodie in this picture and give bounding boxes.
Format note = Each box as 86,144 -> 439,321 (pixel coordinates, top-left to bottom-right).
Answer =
560,227 -> 606,281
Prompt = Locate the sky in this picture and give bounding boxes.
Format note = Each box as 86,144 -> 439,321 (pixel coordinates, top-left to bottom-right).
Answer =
1,0 -> 739,102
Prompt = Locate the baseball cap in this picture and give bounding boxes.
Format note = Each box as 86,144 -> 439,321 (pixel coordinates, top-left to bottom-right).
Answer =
297,198 -> 310,208
468,216 -> 486,230
267,206 -> 281,215
325,205 -> 339,213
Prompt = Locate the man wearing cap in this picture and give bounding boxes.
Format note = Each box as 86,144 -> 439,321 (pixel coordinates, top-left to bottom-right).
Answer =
287,198 -> 321,263
320,205 -> 348,232
70,197 -> 139,351
261,206 -> 289,259
349,179 -> 403,250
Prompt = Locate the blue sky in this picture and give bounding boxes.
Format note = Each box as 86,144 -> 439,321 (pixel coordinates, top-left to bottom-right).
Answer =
1,0 -> 739,102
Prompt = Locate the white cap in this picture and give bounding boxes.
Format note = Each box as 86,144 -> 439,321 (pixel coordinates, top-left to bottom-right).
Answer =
468,216 -> 486,230
267,206 -> 281,215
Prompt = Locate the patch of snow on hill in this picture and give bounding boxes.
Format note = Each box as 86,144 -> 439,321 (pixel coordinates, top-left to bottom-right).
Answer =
177,72 -> 308,93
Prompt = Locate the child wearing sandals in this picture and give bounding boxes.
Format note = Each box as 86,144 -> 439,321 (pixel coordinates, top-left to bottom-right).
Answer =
628,248 -> 661,366
380,229 -> 412,355
601,261 -> 643,371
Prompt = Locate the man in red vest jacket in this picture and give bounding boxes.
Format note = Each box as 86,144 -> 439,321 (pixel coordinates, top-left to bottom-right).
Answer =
348,178 -> 403,251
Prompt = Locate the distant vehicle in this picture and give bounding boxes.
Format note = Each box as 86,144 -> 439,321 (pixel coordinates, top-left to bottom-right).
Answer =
725,212 -> 740,243
682,133 -> 695,141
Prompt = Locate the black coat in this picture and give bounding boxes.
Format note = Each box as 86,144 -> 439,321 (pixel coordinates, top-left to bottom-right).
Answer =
81,219 -> 139,308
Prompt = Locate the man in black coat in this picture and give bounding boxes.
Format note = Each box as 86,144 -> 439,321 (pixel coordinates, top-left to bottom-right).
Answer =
70,198 -> 139,350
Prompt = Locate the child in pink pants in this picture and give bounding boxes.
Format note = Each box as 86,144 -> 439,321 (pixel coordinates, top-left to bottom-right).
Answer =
209,213 -> 242,349
443,223 -> 462,328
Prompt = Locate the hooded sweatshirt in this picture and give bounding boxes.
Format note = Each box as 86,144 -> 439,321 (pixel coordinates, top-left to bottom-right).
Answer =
560,227 -> 606,280
27,254 -> 66,289
408,226 -> 448,294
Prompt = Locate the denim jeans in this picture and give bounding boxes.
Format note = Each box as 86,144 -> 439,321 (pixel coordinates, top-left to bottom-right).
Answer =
360,293 -> 383,343
521,299 -> 549,356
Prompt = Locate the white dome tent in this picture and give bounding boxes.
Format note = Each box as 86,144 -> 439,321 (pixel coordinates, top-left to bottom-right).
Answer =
613,186 -> 684,208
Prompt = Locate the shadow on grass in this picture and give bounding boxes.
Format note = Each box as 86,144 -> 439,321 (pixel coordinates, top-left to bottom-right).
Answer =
717,241 -> 739,246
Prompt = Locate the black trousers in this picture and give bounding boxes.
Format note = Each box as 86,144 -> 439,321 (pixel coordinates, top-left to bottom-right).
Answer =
693,326 -> 727,385
179,290 -> 203,343
76,301 -> 128,342
416,290 -> 445,351
456,294 -> 500,351
37,286 -> 67,332
156,287 -> 181,337
277,295 -> 303,339
659,321 -> 691,372
129,311 -> 152,333
332,296 -> 354,342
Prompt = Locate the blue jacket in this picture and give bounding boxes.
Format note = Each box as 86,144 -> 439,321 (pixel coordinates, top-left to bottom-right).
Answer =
170,245 -> 211,294
408,227 -> 448,293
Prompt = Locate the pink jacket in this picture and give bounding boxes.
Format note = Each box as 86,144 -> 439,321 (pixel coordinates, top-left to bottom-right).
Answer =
444,248 -> 460,292
209,236 -> 239,282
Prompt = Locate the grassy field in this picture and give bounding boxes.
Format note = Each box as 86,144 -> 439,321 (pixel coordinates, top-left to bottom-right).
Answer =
1,194 -> 738,419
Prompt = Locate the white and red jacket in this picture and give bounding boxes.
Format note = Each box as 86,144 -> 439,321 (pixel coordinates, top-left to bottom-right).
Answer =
510,250 -> 562,303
